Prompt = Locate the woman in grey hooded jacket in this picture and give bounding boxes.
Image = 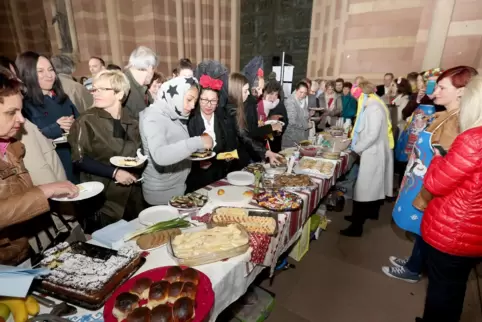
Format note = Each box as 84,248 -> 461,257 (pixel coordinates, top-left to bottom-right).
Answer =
140,76 -> 213,205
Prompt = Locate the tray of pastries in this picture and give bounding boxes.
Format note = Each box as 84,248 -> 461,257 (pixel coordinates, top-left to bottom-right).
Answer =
169,192 -> 208,209
104,266 -> 215,322
210,207 -> 278,235
167,224 -> 250,266
243,163 -> 266,174
34,242 -> 145,310
294,157 -> 337,179
263,173 -> 314,191
255,190 -> 303,212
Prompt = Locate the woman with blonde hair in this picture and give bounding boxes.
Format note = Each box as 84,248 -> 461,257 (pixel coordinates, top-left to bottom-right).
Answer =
415,75 -> 482,322
68,70 -> 143,232
341,79 -> 394,236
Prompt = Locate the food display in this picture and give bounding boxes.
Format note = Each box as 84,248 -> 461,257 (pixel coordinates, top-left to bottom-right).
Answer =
211,207 -> 278,235
190,149 -> 213,159
36,242 -> 143,309
279,147 -> 297,158
169,192 -> 208,209
321,150 -> 341,160
255,190 -> 303,212
327,127 -> 344,137
105,266 -> 214,322
263,174 -> 313,190
216,149 -> 239,160
119,157 -> 140,167
299,140 -> 312,146
243,163 -> 266,174
168,224 -> 250,266
296,157 -> 336,178
300,146 -> 318,157
136,228 -> 182,250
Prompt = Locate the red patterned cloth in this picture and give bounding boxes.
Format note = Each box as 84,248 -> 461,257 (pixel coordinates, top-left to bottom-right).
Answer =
249,233 -> 271,264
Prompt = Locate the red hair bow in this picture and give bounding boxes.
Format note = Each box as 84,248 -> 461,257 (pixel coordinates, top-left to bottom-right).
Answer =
257,68 -> 264,77
199,75 -> 223,91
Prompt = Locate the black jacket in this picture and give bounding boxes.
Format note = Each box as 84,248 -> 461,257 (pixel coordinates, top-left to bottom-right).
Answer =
186,108 -> 230,192
376,84 -> 386,97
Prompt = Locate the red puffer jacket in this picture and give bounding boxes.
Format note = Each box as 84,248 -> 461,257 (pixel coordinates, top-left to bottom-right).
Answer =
421,126 -> 482,257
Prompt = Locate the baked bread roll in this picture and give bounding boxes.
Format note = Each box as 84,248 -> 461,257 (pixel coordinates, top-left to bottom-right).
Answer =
180,282 -> 197,301
131,277 -> 153,300
163,266 -> 183,283
212,214 -> 276,235
136,229 -> 181,250
168,281 -> 184,303
151,304 -> 173,322
148,281 -> 170,309
173,297 -> 195,322
113,292 -> 140,322
180,268 -> 199,285
126,307 -> 151,322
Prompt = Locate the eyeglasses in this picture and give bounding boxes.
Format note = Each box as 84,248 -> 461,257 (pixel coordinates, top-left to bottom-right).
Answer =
199,98 -> 218,106
92,87 -> 116,93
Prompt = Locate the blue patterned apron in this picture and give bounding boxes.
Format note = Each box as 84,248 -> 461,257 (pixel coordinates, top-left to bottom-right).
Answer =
392,129 -> 434,235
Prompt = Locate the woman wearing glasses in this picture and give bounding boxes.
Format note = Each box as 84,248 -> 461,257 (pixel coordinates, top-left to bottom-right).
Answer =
186,75 -> 232,192
16,51 -> 80,183
68,70 -> 143,232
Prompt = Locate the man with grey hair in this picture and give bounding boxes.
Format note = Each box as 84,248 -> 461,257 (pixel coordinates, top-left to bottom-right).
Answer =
51,54 -> 93,113
123,46 -> 159,119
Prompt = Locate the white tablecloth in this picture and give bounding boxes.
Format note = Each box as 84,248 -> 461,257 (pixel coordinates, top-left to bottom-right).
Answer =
39,223 -> 265,322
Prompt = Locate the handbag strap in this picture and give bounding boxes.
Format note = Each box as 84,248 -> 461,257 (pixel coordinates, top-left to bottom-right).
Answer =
431,109 -> 458,133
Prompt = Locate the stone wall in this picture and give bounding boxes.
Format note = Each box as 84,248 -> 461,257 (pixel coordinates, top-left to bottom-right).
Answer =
240,0 -> 313,83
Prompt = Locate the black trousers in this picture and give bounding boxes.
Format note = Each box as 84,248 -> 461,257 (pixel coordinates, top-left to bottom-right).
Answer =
422,243 -> 480,322
352,199 -> 383,227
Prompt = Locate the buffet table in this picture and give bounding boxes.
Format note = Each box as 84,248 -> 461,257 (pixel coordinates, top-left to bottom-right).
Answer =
38,153 -> 354,322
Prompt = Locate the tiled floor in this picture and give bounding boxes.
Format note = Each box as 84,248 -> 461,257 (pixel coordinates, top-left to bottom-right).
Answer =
260,200 -> 482,322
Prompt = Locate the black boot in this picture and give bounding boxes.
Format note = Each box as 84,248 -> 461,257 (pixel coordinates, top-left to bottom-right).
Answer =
344,215 -> 353,222
415,318 -> 423,322
340,224 -> 363,237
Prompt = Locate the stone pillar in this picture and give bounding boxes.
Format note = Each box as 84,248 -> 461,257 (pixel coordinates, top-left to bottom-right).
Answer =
422,0 -> 456,70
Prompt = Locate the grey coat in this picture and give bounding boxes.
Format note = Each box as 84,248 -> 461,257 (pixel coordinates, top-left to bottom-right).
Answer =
282,93 -> 310,148
140,104 -> 204,205
352,98 -> 393,202
139,76 -> 204,205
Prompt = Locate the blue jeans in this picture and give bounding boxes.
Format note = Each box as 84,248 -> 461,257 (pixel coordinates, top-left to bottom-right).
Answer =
405,235 -> 424,274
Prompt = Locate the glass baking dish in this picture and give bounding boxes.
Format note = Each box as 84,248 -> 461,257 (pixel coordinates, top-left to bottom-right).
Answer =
166,224 -> 250,266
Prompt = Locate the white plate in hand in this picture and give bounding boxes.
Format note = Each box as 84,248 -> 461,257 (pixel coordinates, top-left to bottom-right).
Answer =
208,186 -> 253,205
264,120 -> 285,127
51,181 -> 104,202
188,151 -> 216,161
110,156 -> 146,168
138,205 -> 180,226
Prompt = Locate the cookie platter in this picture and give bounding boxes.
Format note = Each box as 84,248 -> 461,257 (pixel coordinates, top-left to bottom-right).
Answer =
210,206 -> 279,236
